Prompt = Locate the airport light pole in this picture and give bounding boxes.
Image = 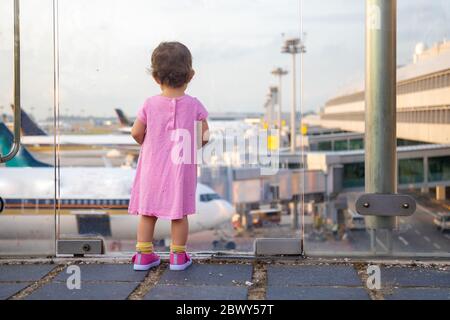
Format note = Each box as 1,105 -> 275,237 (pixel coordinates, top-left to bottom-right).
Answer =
282,38 -> 306,153
264,87 -> 278,130
271,68 -> 288,146
269,86 -> 278,129
365,0 -> 397,254
264,98 -> 271,128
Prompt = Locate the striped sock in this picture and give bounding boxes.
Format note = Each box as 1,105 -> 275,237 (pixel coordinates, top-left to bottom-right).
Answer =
136,242 -> 154,254
170,244 -> 186,254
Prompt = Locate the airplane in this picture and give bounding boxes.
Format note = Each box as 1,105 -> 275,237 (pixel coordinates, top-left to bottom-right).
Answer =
0,122 -> 235,248
115,108 -> 133,134
0,122 -> 50,168
19,107 -> 47,136
11,107 -> 138,149
19,107 -> 260,147
8,105 -> 71,135
13,107 -> 266,169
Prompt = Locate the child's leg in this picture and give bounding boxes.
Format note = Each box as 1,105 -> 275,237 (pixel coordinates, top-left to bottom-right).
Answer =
136,215 -> 157,253
170,216 -> 189,253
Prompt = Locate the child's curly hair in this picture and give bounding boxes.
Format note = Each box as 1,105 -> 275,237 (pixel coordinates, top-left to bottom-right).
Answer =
151,42 -> 193,88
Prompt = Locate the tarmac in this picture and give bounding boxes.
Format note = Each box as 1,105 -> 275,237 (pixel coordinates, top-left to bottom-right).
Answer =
0,255 -> 449,300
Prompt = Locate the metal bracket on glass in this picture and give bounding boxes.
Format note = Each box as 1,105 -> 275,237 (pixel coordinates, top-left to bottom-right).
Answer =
57,239 -> 105,256
254,238 -> 303,256
356,194 -> 416,217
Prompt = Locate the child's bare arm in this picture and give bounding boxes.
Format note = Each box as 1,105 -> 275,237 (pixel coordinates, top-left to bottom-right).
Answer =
201,120 -> 209,147
131,120 -> 146,145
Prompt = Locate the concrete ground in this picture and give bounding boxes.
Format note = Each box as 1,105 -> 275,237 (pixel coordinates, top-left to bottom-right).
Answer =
0,257 -> 449,300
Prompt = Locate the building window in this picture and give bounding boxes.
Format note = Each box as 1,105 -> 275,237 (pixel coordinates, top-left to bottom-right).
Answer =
398,158 -> 424,184
397,139 -> 423,147
318,141 -> 332,151
334,140 -> 349,151
200,194 -> 221,202
349,139 -> 364,150
343,162 -> 365,188
287,162 -> 303,169
429,156 -> 450,182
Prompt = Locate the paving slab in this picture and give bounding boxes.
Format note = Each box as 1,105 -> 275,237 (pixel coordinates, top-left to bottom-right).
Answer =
267,265 -> 362,287
26,282 -> 139,300
145,285 -> 248,300
266,286 -> 371,300
385,288 -> 450,300
53,264 -> 146,283
158,264 -> 253,286
381,267 -> 450,288
0,264 -> 55,282
0,283 -> 31,300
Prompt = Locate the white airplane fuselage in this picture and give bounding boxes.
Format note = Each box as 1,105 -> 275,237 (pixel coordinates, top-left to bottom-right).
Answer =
0,168 -> 235,241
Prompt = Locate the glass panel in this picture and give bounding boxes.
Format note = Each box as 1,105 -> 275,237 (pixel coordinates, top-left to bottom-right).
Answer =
429,156 -> 450,182
318,141 -> 332,151
0,0 -> 56,256
334,140 -> 349,151
343,163 -> 365,189
349,138 -> 364,150
55,0 -> 302,255
2,0 -> 448,259
398,158 -> 424,184
302,0 -> 450,257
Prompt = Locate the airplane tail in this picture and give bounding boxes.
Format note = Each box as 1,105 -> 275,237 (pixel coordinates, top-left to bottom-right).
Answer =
0,122 -> 51,167
115,108 -> 133,127
10,105 -> 47,136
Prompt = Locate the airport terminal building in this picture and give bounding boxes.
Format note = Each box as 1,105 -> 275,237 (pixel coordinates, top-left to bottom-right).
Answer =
305,40 -> 450,144
303,41 -> 450,198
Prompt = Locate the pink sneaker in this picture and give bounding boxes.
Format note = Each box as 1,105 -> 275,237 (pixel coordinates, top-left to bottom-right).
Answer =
132,252 -> 161,271
170,252 -> 193,271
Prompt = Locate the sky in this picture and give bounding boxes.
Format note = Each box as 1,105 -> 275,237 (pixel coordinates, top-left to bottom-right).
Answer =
0,0 -> 449,120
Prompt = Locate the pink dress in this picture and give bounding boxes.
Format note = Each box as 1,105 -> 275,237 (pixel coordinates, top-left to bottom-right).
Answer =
128,94 -> 208,220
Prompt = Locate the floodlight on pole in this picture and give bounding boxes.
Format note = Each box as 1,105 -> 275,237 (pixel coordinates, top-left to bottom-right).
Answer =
268,86 -> 279,129
263,97 -> 271,129
271,68 -> 288,148
282,38 -> 306,153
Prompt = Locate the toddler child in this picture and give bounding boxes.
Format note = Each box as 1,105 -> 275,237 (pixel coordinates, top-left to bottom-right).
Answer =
128,42 -> 209,271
